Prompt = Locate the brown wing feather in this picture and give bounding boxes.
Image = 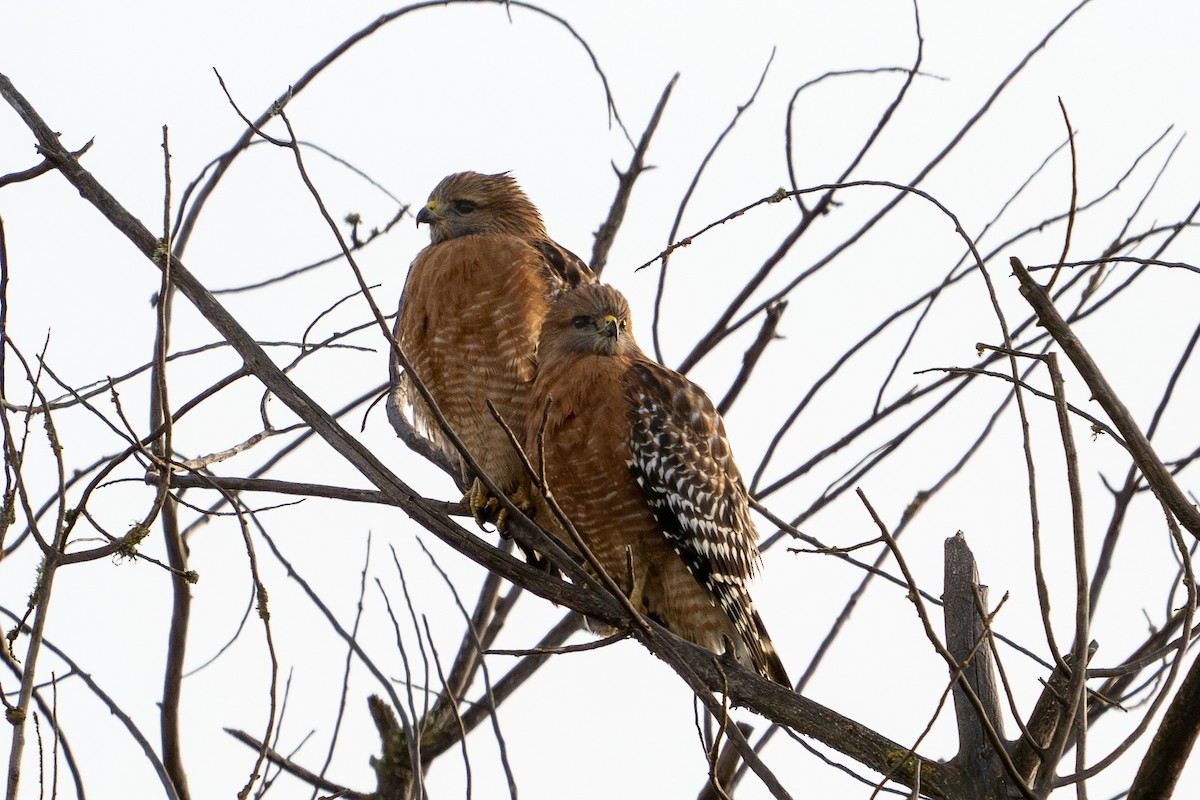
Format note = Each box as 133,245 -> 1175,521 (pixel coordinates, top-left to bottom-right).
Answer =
530,238 -> 593,293
625,358 -> 789,685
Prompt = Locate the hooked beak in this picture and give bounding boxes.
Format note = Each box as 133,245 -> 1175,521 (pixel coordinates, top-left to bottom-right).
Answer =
602,315 -> 619,339
416,203 -> 438,227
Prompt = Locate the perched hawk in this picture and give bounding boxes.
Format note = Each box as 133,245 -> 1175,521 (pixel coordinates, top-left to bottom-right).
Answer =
527,283 -> 789,684
392,171 -> 594,528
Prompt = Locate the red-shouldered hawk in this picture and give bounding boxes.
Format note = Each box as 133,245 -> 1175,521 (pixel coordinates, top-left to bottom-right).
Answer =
392,171 -> 594,529
527,283 -> 789,684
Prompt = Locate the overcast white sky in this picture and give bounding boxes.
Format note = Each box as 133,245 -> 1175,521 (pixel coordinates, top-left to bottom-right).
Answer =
3,1 -> 1199,798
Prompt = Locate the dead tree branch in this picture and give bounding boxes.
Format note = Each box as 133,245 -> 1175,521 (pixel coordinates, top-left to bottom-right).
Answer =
1010,256 -> 1200,540
943,533 -> 1006,798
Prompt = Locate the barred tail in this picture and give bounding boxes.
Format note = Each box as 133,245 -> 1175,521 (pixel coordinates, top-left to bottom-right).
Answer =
748,607 -> 790,686
716,584 -> 790,686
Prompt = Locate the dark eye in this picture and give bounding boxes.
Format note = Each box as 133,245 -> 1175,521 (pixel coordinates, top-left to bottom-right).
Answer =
571,315 -> 591,330
453,199 -> 477,214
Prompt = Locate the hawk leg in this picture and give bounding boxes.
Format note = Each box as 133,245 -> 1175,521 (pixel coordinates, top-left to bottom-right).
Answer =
624,546 -> 651,616
579,550 -> 648,637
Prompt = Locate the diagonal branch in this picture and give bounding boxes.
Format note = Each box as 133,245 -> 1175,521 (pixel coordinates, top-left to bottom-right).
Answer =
1010,256 -> 1200,540
590,73 -> 678,276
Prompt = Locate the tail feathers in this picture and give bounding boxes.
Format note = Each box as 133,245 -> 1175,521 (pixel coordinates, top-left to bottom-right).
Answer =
715,585 -> 790,686
747,607 -> 790,686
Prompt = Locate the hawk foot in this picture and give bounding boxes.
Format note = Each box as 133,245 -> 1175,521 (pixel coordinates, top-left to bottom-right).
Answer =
464,480 -> 535,534
494,483 -> 535,536
465,478 -> 500,530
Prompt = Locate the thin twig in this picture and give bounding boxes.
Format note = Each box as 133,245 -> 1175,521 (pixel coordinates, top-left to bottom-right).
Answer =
1046,97 -> 1078,292
651,48 -> 775,363
225,729 -> 368,800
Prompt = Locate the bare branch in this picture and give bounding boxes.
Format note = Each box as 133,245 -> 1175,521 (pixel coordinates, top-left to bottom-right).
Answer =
225,729 -> 368,800
0,139 -> 93,188
943,534 -> 1006,797
717,299 -> 786,416
589,73 -> 678,276
651,49 -> 775,363
1010,256 -> 1200,540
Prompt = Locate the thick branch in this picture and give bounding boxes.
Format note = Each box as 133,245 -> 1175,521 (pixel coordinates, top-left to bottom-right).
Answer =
1128,644 -> 1200,799
943,534 -> 1006,796
1010,644 -> 1095,785
650,629 -> 963,798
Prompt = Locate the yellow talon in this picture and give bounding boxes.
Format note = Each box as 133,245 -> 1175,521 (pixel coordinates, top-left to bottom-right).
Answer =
464,479 -> 535,536
497,484 -> 534,532
465,478 -> 497,529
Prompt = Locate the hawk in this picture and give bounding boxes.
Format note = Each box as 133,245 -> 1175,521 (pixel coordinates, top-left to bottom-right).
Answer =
392,171 -> 594,529
527,283 -> 789,684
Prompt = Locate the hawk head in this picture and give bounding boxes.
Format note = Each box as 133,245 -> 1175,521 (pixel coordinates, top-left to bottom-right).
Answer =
540,283 -> 639,359
417,171 -> 547,244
